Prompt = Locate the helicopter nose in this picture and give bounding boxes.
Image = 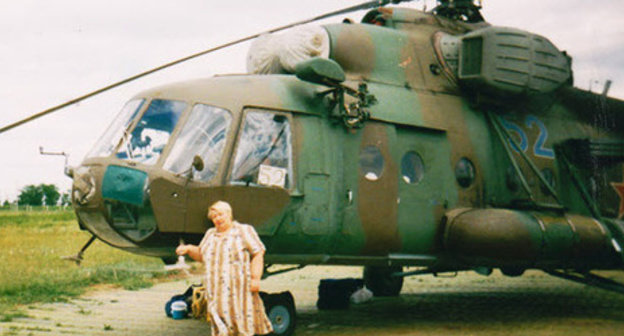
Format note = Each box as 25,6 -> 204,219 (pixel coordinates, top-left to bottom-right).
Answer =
101,165 -> 148,206
73,163 -> 157,245
99,165 -> 158,242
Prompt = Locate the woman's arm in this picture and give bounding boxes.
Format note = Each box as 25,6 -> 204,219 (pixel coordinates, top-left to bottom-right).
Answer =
176,244 -> 203,262
249,251 -> 264,292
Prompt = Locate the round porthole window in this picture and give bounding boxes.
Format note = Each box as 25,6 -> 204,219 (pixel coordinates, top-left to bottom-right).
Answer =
401,151 -> 424,184
455,157 -> 475,188
360,145 -> 384,181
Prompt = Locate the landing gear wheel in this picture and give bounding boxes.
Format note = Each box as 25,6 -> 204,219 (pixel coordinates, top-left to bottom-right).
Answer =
363,265 -> 403,296
261,291 -> 296,336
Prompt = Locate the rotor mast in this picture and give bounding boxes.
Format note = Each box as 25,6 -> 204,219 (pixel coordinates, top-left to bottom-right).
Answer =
433,0 -> 484,22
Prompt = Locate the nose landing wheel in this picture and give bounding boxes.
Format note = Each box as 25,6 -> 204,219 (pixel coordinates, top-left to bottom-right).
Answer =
260,291 -> 296,336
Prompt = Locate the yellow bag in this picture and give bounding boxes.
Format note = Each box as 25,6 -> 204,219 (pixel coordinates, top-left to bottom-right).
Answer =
191,285 -> 208,320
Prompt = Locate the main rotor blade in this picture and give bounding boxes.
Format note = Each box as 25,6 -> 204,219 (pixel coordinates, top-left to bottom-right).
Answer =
0,0 -> 412,134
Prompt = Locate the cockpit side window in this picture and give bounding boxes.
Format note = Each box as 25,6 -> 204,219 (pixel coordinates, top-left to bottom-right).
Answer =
230,109 -> 293,189
163,104 -> 232,182
116,99 -> 186,165
86,99 -> 145,159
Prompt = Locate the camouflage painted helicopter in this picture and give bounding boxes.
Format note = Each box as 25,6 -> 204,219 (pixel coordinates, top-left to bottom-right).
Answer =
2,0 -> 624,333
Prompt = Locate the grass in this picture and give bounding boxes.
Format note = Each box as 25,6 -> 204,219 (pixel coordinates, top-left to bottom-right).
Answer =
0,210 -> 75,228
0,311 -> 29,322
0,209 -> 181,320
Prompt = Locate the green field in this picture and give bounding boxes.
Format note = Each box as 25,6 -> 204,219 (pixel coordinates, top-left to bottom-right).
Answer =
0,210 -> 179,320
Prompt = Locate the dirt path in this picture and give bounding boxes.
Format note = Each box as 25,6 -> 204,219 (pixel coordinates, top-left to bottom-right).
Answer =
3,266 -> 624,335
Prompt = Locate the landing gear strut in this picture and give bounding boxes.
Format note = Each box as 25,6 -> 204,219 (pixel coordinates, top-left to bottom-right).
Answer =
61,235 -> 96,265
363,265 -> 404,296
545,269 -> 624,294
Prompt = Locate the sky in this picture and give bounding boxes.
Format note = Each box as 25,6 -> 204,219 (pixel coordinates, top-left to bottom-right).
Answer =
0,0 -> 623,202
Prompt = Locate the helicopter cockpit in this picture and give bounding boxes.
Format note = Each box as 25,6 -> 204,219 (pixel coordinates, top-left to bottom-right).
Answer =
73,92 -> 295,251
86,98 -> 293,188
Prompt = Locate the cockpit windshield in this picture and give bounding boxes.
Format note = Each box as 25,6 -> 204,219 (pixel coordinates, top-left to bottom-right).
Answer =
85,98 -> 186,164
115,99 -> 186,165
86,99 -> 145,159
163,104 -> 232,181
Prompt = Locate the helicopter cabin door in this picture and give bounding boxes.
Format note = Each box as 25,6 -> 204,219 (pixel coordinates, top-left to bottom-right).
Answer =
345,121 -> 402,256
394,125 -> 454,254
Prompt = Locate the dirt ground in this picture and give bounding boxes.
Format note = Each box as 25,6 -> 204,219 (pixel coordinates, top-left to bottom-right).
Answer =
3,266 -> 624,336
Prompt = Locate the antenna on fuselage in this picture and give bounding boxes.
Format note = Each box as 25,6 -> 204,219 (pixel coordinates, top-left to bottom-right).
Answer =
602,79 -> 613,97
39,146 -> 73,178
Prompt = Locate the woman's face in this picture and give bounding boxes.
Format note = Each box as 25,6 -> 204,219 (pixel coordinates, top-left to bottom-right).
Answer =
210,208 -> 232,232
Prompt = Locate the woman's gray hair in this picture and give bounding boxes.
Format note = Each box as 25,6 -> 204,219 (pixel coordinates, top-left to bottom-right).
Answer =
208,200 -> 233,220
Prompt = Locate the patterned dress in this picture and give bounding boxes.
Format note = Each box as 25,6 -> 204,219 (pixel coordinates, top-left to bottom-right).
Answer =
199,222 -> 273,336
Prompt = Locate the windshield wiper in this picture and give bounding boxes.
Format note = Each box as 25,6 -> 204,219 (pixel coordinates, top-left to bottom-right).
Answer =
255,123 -> 286,170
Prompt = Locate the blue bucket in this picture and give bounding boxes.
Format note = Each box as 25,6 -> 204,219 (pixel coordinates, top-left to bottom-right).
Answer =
171,300 -> 188,320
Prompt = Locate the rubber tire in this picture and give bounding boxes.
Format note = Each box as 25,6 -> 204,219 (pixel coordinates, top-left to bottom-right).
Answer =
261,291 -> 296,336
363,266 -> 403,297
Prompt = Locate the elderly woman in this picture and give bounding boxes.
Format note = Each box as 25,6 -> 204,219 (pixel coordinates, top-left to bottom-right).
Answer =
176,201 -> 273,336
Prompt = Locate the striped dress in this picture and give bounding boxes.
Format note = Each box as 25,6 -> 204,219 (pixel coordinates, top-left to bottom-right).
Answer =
199,222 -> 273,336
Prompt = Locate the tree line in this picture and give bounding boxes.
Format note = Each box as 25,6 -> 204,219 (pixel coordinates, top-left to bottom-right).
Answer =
3,184 -> 71,206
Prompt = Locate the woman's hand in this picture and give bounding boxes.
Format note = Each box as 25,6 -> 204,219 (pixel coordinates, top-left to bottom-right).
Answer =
250,278 -> 261,292
176,244 -> 189,256
176,244 -> 202,262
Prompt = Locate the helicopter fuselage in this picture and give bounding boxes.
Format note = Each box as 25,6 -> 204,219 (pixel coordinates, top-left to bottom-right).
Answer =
71,7 -> 624,274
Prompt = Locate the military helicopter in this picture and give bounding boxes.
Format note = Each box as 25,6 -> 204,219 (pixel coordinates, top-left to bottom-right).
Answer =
2,0 -> 624,334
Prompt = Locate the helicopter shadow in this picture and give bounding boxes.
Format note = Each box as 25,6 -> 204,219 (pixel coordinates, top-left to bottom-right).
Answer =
297,287 -> 624,332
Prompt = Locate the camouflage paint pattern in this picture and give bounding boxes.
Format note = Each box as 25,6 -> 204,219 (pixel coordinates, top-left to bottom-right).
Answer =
71,7 -> 624,271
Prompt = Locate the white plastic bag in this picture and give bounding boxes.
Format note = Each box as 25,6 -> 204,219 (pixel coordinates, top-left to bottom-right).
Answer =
350,286 -> 373,304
